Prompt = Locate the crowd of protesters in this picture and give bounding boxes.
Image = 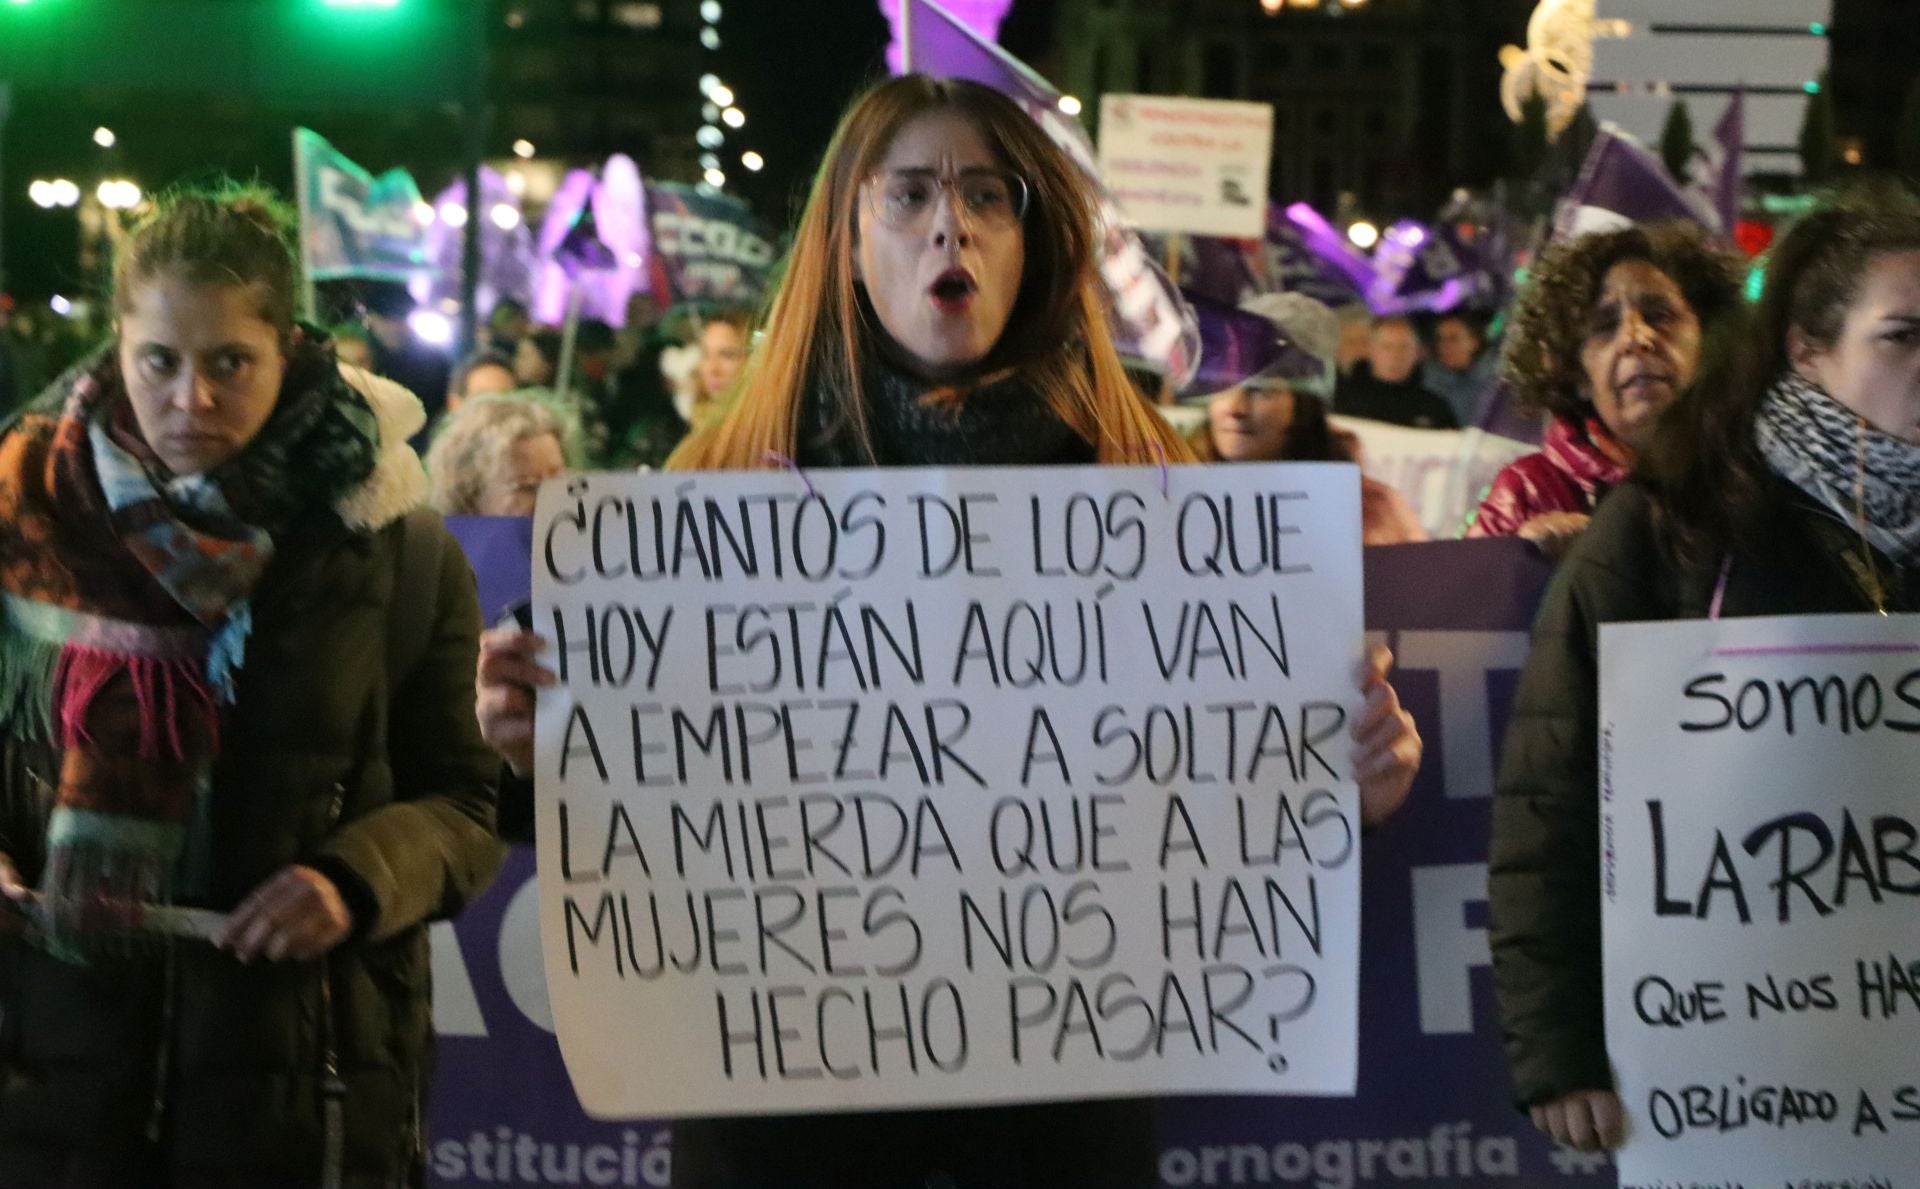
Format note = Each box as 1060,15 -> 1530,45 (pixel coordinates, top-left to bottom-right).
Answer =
0,59 -> 1917,1189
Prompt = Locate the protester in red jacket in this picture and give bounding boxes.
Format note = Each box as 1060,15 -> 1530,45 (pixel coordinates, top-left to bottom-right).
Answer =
1468,223 -> 1743,555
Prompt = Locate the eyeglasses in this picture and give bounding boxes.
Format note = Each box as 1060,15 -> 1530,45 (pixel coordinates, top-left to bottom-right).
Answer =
865,168 -> 1030,232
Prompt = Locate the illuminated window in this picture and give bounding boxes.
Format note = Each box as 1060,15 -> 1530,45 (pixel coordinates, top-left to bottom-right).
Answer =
611,2 -> 662,28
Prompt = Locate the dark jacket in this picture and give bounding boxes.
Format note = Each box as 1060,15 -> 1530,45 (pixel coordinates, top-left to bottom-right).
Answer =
1333,370 -> 1458,430
0,509 -> 505,1187
1487,476 -> 1919,1109
1468,415 -> 1628,538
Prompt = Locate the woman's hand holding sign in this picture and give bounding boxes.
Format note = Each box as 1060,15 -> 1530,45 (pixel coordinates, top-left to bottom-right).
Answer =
1351,643 -> 1421,827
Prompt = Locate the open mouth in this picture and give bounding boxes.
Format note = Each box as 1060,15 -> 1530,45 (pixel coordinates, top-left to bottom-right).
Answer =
1617,371 -> 1674,395
929,268 -> 977,313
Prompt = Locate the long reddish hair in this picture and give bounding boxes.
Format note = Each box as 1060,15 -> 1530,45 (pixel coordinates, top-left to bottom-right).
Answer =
668,74 -> 1192,471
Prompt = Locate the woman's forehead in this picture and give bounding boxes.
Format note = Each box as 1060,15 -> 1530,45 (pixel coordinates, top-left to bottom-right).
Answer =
879,110 -> 1000,170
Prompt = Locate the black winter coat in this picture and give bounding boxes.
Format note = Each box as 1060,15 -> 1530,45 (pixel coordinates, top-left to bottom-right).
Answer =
1487,476 -> 1920,1109
0,510 -> 505,1188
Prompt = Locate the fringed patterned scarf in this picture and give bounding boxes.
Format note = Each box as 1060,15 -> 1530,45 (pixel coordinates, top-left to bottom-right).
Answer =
0,331 -> 377,959
1756,369 -> 1920,565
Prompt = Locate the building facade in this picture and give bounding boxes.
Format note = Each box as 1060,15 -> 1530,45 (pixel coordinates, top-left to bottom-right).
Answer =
490,0 -> 707,183
1581,0 -> 1829,180
1052,0 -> 1534,219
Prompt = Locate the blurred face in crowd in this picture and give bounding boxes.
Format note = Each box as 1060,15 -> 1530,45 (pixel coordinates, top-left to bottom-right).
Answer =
1337,318 -> 1372,372
514,338 -> 556,386
1208,381 -> 1296,462
1368,320 -> 1422,385
119,275 -> 287,475
1578,259 -> 1701,452
478,432 -> 565,517
491,303 -> 531,344
1434,317 -> 1482,372
463,362 -> 516,400
1792,250 -> 1920,445
697,321 -> 748,400
856,109 -> 1026,381
335,335 -> 374,371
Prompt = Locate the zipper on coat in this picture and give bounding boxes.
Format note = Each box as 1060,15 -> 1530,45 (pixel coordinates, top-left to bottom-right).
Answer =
145,938 -> 178,1143
320,781 -> 348,1189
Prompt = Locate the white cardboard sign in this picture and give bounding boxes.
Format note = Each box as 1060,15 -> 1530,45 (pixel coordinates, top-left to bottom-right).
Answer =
532,464 -> 1364,1118
1097,94 -> 1273,239
1601,613 -> 1920,1186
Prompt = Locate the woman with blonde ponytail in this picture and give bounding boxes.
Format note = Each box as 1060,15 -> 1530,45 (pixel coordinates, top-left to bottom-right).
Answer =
480,73 -> 1422,1189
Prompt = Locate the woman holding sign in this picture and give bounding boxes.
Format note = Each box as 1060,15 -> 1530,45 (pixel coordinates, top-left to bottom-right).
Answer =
480,73 -> 1423,1189
1490,193 -> 1920,1151
0,185 -> 504,1185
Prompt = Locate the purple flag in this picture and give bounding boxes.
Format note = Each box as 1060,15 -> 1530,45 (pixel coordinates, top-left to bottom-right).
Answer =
1552,126 -> 1719,241
900,0 -> 1202,389
1701,90 -> 1745,232
418,168 -> 537,319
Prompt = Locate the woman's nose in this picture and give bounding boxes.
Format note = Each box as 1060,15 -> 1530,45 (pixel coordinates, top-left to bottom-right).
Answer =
1621,311 -> 1658,350
171,373 -> 218,412
930,191 -> 973,249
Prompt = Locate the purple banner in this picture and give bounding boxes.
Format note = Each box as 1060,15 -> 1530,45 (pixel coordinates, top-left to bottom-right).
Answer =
429,523 -> 1612,1187
644,181 -> 778,307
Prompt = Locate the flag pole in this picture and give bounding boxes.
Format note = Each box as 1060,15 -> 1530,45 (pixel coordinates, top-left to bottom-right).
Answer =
292,130 -> 318,323
900,0 -> 913,73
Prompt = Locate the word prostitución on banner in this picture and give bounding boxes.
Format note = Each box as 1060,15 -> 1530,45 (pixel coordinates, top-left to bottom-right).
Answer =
1602,615 -> 1920,1187
644,182 -> 777,306
529,465 -> 1366,1118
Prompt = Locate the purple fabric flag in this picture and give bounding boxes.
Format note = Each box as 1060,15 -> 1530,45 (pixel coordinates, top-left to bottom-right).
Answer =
529,160 -> 655,329
1180,287 -> 1334,396
1704,90 -> 1745,232
418,168 -> 537,319
1552,125 -> 1719,241
900,0 -> 1202,389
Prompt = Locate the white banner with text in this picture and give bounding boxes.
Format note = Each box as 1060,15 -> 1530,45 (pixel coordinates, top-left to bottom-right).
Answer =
1602,613 -> 1920,1187
532,464 -> 1365,1118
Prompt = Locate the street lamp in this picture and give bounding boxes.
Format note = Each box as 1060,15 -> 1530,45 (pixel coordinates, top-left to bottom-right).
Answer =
741,150 -> 764,172
1347,220 -> 1379,250
512,138 -> 535,158
709,85 -> 734,107
93,126 -> 116,148
97,179 -> 142,209
721,107 -> 745,129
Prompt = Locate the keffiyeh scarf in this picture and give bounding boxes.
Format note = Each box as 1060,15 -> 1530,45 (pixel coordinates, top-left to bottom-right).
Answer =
0,332 -> 377,958
1755,369 -> 1920,566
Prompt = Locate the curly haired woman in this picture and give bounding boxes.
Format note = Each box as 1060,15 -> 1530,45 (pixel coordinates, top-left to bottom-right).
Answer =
1468,222 -> 1744,556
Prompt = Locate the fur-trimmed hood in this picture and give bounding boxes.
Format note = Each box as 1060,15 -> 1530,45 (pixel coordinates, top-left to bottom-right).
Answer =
334,363 -> 431,534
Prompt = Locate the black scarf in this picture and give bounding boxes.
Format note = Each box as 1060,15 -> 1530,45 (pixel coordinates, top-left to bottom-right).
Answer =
797,356 -> 1095,468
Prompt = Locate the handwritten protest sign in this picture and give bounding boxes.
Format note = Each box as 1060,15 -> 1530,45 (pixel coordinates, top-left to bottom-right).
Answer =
531,465 -> 1364,1118
1602,614 -> 1920,1187
1098,95 -> 1273,239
